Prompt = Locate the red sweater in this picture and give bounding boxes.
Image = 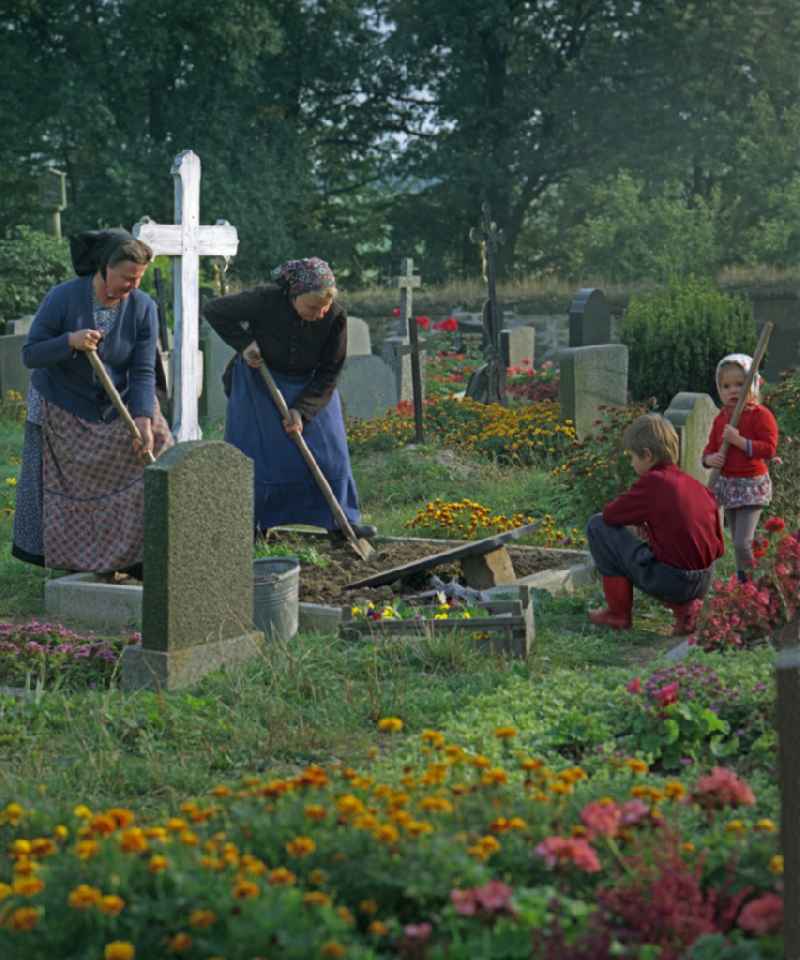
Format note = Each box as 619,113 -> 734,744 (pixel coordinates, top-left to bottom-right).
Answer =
603,463 -> 724,570
703,404 -> 778,478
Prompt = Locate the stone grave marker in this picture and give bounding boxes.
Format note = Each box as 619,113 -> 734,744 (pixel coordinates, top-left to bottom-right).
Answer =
393,257 -> 425,442
0,334 -> 31,400
568,288 -> 612,347
338,354 -> 398,421
664,392 -> 719,485
38,167 -> 67,239
120,441 -> 263,691
7,316 -> 34,337
346,315 -> 372,357
559,344 -> 628,440
775,617 -> 800,959
382,334 -> 426,405
134,150 -> 239,442
199,320 -> 235,424
500,326 -> 535,368
752,296 -> 800,382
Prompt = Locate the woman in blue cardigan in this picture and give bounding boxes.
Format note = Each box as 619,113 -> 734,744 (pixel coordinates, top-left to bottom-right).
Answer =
13,229 -> 172,575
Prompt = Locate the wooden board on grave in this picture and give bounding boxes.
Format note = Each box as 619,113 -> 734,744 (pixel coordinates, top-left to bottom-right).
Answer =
344,523 -> 539,589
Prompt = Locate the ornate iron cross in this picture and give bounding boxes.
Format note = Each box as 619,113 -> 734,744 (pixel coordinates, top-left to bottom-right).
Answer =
467,202 -> 506,405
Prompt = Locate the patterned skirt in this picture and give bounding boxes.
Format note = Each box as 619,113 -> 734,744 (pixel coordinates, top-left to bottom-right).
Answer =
39,401 -> 173,572
712,473 -> 772,510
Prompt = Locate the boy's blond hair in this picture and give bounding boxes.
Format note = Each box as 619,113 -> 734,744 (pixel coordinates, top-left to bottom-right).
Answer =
622,414 -> 679,465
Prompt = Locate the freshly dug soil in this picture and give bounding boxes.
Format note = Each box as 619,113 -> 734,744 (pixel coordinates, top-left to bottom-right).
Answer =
264,534 -> 584,607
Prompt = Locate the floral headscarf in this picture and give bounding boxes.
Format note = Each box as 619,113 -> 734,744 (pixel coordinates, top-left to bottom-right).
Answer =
716,353 -> 762,401
271,257 -> 336,298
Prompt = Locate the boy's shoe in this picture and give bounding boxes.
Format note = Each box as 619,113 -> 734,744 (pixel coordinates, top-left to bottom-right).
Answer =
328,524 -> 378,543
664,598 -> 702,636
588,576 -> 633,630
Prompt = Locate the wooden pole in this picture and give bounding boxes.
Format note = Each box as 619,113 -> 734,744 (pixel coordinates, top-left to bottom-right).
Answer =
87,350 -> 156,464
256,363 -> 374,561
707,322 -> 774,490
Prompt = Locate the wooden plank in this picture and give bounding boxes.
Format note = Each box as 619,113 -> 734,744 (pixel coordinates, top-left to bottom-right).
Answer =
344,523 -> 539,589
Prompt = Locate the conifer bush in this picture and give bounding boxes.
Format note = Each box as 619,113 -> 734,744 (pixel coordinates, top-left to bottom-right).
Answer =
620,279 -> 756,411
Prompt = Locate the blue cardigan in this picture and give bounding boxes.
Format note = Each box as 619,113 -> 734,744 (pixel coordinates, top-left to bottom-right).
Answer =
23,276 -> 157,421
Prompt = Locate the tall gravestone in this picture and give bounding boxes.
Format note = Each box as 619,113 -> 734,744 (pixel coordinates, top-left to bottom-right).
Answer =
775,618 -> 800,960
120,442 -> 263,691
338,318 -> 398,420
568,288 -> 612,347
559,344 -> 628,440
500,326 -> 535,368
664,393 -> 719,485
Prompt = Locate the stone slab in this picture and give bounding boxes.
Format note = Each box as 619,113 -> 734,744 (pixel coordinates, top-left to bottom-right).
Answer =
338,354 -> 398,420
558,344 -> 628,440
120,629 -> 264,691
346,315 -> 372,357
461,546 -> 517,589
45,574 -> 143,629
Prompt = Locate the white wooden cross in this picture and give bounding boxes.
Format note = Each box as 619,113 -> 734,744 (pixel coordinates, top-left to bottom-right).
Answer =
133,150 -> 239,441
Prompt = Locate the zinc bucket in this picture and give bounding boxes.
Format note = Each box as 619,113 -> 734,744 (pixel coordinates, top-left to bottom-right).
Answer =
253,557 -> 300,641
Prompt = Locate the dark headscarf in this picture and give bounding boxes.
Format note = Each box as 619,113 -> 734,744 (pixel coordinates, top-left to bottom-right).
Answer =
69,228 -> 135,277
271,257 -> 336,298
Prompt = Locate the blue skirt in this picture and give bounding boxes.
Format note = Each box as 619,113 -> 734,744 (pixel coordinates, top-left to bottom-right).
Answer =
224,358 -> 361,532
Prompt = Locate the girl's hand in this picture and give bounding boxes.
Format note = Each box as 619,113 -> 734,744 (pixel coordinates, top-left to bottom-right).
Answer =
69,328 -> 103,352
705,451 -> 726,468
242,340 -> 263,368
722,424 -> 745,449
283,408 -> 303,435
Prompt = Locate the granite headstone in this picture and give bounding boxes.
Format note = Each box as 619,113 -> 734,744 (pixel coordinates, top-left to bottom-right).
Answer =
664,392 -> 719,485
559,344 -> 628,439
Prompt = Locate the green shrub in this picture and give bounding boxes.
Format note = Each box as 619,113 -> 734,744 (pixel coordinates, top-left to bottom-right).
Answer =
620,278 -> 756,411
0,227 -> 72,324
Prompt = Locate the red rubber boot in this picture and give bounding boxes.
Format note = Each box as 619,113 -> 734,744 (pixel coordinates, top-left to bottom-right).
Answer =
588,576 -> 633,630
664,599 -> 702,636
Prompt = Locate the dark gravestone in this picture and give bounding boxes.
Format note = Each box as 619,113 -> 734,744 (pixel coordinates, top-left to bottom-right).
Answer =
568,288 -> 612,347
776,620 -> 800,959
121,441 -> 263,690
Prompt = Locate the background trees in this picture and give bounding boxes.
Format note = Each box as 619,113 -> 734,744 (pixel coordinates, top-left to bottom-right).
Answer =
2,0 -> 800,285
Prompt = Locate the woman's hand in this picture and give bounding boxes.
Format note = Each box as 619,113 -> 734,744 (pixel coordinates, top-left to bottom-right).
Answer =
69,328 -> 103,352
705,451 -> 726,468
283,408 -> 303,436
243,340 -> 263,368
133,417 -> 154,460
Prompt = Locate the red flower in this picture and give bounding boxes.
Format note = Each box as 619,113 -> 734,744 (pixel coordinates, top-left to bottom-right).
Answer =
692,766 -> 755,810
392,307 -> 401,317
535,836 -> 601,873
581,800 -> 621,838
626,677 -> 642,695
737,893 -> 783,935
415,315 -> 430,330
654,682 -> 679,706
764,516 -> 785,534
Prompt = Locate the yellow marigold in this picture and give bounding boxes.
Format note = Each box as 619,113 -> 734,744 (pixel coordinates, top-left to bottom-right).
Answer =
143,826 -> 167,841
494,726 -> 517,739
405,820 -> 434,837
336,795 -> 365,817
99,894 -> 126,916
188,908 -> 217,929
166,817 -> 187,832
167,932 -> 192,954
321,942 -> 347,958
200,856 -> 224,872
508,817 -> 527,830
4,802 -> 25,824
470,754 -> 491,769
240,854 -> 266,875
286,835 -> 316,858
148,854 -> 169,874
232,879 -> 261,899
549,779 -> 573,796
0,882 -> 12,901
359,899 -> 379,915
664,781 -> 687,801
180,830 -> 199,846
120,828 -> 149,854
12,857 -> 38,876
682,842 -> 695,854
309,869 -> 327,886
69,884 -> 102,909
53,825 -> 69,840
725,820 -> 747,834
337,906 -> 355,925
770,854 -> 784,874
373,824 -> 400,844
303,891 -> 332,907
353,814 -> 379,831
378,717 -> 403,733
369,920 -> 389,936
9,906 -> 40,931
305,804 -> 327,822
420,796 -> 453,813
268,867 -> 296,887
10,838 -> 31,856
73,804 -> 92,820
624,758 -> 649,775
561,766 -> 588,783
755,818 -> 776,833
90,813 -> 118,836
481,768 -> 508,786
30,837 -> 56,857
107,808 -> 135,829
420,730 -> 445,748
105,943 -> 135,960
13,876 -> 44,897
210,785 -> 232,798
75,839 -> 99,860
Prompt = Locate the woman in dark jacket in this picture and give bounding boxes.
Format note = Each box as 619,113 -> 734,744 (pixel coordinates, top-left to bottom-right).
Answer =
204,257 -> 373,540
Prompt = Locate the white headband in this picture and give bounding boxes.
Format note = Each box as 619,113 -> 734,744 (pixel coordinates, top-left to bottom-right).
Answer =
715,353 -> 761,399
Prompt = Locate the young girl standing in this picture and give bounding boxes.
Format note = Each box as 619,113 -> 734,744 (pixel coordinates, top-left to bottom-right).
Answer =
702,353 -> 779,581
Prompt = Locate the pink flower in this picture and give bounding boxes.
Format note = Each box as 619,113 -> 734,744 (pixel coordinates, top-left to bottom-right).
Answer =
619,799 -> 650,826
535,836 -> 601,873
474,880 -> 513,914
692,766 -> 756,810
403,922 -> 432,942
451,888 -> 477,916
654,681 -> 679,706
737,893 -> 783,935
626,677 -> 642,694
580,801 -> 621,838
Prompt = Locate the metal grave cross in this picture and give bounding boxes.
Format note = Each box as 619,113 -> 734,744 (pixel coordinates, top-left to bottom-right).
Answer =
134,150 -> 239,441
392,257 -> 424,443
467,202 -> 506,405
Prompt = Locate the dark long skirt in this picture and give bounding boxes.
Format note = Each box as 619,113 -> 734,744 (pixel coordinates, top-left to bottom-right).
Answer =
11,422 -> 45,566
224,358 -> 361,532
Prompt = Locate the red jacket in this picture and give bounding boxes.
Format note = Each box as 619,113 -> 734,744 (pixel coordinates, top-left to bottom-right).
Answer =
603,463 -> 724,570
703,404 -> 778,478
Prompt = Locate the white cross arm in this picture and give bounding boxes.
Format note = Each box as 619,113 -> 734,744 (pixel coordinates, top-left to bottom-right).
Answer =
132,218 -> 239,258
393,275 -> 421,289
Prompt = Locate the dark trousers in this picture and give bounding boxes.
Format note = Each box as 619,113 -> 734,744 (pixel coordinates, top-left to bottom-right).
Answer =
586,514 -> 714,605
